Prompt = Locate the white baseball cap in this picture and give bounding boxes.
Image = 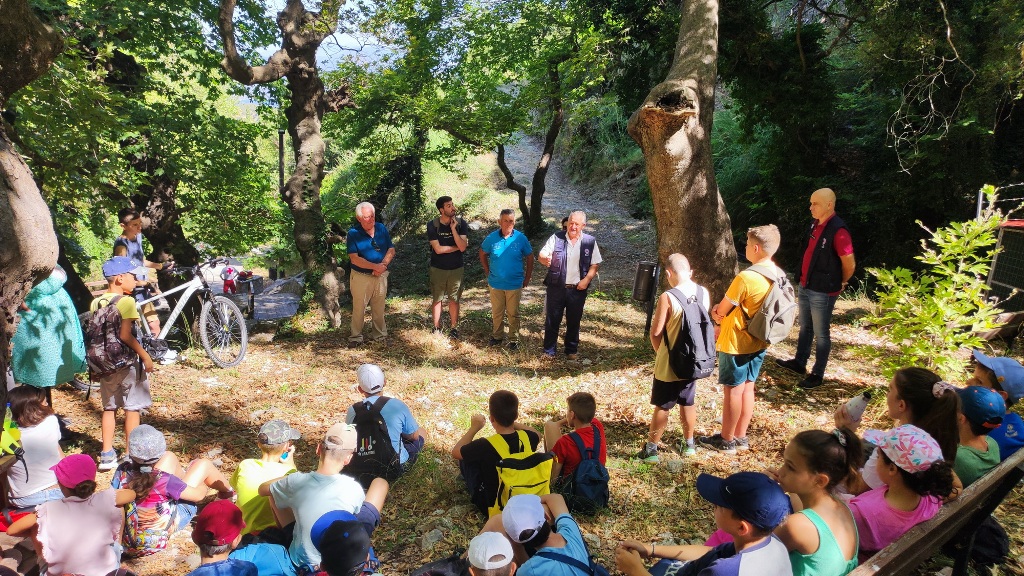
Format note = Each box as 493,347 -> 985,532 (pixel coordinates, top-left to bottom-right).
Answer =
501,494 -> 546,544
468,532 -> 514,570
356,364 -> 385,395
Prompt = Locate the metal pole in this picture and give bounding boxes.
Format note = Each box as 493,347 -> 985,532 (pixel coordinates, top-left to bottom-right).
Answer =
278,129 -> 286,189
977,188 -> 984,221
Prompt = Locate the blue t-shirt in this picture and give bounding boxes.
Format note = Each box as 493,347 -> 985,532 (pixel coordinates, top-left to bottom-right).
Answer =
480,229 -> 533,291
650,536 -> 793,576
114,234 -> 145,263
347,223 -> 394,273
517,514 -> 591,576
989,411 -> 1024,462
345,396 -> 420,464
187,558 -> 258,576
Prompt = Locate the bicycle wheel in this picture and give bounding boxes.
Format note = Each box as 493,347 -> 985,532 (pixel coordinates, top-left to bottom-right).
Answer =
200,296 -> 248,368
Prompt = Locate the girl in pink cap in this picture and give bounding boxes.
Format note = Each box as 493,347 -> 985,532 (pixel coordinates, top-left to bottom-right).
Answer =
8,454 -> 136,576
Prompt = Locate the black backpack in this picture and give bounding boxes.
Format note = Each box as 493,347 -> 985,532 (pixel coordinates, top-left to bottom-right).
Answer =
564,425 -> 610,514
344,397 -> 401,489
666,286 -> 716,380
85,295 -> 137,379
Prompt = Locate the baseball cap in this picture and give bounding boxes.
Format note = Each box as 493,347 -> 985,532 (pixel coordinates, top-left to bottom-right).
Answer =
356,364 -> 385,395
258,420 -> 301,445
863,424 -> 944,474
51,454 -> 97,488
957,385 -> 1005,430
192,500 -> 246,546
102,256 -> 148,280
323,423 -> 358,451
312,511 -> 370,576
501,494 -> 545,544
128,424 -> 167,464
973,350 -> 1024,403
468,532 -> 514,570
695,472 -> 791,532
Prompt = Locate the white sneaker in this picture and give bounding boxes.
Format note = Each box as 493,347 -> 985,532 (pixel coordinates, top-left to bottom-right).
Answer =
159,349 -> 179,365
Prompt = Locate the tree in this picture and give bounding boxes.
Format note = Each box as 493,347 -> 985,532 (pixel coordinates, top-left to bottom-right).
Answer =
627,0 -> 737,296
218,0 -> 355,327
0,0 -> 61,396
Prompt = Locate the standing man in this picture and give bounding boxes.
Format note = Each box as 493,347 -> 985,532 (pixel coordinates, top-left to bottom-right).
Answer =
479,209 -> 534,350
347,202 -> 396,348
427,196 -> 469,339
538,211 -> 602,359
776,188 -> 855,389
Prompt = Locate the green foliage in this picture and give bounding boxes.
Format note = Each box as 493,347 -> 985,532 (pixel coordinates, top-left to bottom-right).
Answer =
867,186 -> 1006,379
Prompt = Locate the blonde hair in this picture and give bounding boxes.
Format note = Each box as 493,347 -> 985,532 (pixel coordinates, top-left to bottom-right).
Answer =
747,225 -> 781,256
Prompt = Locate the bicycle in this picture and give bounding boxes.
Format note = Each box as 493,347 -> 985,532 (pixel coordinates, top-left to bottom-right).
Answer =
134,258 -> 248,368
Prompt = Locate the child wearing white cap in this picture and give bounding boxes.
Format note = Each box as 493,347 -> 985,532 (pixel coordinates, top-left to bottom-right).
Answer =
469,532 -> 518,576
495,493 -> 595,576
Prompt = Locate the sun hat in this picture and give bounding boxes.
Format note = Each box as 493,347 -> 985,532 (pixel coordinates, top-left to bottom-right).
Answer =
323,423 -> 358,451
468,532 -> 514,570
312,510 -> 370,576
101,256 -> 148,280
51,454 -> 97,488
501,494 -> 546,544
695,471 -> 791,532
863,424 -> 944,473
192,500 -> 246,546
128,424 -> 166,464
973,350 -> 1024,403
258,419 -> 301,445
957,385 -> 1005,430
356,364 -> 385,395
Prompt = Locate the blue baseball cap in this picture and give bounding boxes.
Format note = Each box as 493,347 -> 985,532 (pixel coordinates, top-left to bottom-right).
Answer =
957,385 -> 1005,430
696,472 -> 791,531
101,256 -> 148,280
973,350 -> 1024,404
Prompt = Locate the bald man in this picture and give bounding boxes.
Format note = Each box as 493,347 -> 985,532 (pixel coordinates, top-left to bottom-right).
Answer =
776,188 -> 855,389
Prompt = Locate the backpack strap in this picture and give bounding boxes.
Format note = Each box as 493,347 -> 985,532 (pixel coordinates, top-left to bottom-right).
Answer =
738,265 -> 779,322
535,550 -> 594,576
568,425 -> 601,462
486,430 -> 527,459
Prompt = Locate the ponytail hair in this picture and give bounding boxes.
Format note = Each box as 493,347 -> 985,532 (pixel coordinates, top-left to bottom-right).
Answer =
70,480 -> 98,499
892,367 -> 960,460
878,450 -> 955,499
126,462 -> 158,501
791,428 -> 864,491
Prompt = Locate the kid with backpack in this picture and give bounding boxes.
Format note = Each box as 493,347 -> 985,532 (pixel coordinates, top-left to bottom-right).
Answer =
344,363 -> 427,489
637,254 -> 713,462
88,256 -> 155,470
544,392 -> 609,513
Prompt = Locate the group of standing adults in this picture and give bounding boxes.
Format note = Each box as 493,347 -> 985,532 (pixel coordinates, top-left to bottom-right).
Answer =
344,198 -> 602,358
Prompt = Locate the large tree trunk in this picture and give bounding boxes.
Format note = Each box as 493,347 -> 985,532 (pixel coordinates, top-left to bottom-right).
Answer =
218,0 -> 352,328
627,0 -> 737,297
0,0 -> 63,403
128,151 -> 201,274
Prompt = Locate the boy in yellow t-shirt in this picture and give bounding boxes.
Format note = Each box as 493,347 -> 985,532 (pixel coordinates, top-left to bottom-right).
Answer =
700,225 -> 781,455
231,419 -> 300,535
90,256 -> 154,470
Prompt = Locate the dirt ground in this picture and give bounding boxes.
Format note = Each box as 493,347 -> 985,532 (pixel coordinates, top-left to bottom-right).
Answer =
23,140 -> 1024,575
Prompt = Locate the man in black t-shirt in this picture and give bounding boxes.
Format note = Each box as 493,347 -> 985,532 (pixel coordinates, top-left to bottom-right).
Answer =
427,196 -> 470,339
452,390 -> 541,515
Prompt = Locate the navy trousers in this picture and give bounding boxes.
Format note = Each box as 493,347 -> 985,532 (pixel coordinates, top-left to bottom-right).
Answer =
543,285 -> 589,355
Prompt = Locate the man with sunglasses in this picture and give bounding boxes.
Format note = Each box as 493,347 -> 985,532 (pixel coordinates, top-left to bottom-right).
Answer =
347,202 -> 396,348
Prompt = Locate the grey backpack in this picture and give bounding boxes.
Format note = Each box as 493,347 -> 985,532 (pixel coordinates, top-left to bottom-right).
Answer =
741,264 -> 797,345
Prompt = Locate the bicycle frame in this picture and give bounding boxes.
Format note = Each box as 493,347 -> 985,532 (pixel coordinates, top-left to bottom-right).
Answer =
133,266 -> 215,339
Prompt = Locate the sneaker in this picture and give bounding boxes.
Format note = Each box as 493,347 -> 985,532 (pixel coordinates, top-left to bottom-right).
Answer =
775,358 -> 807,375
636,445 -> 660,463
679,441 -> 697,457
508,341 -> 520,351
98,450 -> 119,471
348,340 -> 362,349
566,353 -> 578,361
489,337 -> 503,347
798,374 -> 825,389
697,434 -> 737,454
159,349 -> 179,365
734,437 -> 750,451
448,328 -> 460,340
431,327 -> 443,336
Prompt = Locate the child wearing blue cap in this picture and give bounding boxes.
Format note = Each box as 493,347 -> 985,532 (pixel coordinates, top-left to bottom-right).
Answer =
615,472 -> 793,576
954,385 -> 1006,486
968,350 -> 1024,461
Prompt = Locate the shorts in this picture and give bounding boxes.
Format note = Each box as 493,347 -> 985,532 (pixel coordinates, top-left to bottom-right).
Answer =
174,501 -> 198,531
9,486 -> 63,510
429,266 -> 464,303
650,378 -> 697,410
649,559 -> 691,576
717,350 -> 767,386
99,363 -> 152,411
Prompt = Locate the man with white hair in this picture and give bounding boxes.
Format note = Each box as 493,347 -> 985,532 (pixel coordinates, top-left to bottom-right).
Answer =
346,202 -> 396,348
538,211 -> 602,360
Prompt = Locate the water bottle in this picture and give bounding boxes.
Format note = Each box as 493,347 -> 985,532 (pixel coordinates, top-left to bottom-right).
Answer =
844,391 -> 872,422
4,402 -> 14,430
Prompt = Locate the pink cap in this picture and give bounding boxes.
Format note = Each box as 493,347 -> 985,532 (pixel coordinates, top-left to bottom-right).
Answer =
51,454 -> 97,488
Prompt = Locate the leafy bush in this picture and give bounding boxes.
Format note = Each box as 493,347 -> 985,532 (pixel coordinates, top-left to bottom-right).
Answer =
867,185 -> 1006,379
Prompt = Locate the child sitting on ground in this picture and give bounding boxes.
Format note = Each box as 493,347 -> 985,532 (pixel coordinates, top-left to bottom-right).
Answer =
954,385 -> 1005,487
848,424 -> 954,561
231,419 -> 300,535
615,472 -> 793,576
8,454 -> 136,576
112,424 -> 235,557
543,392 -> 607,510
5,386 -> 64,510
968,350 -> 1024,461
187,500 -> 257,576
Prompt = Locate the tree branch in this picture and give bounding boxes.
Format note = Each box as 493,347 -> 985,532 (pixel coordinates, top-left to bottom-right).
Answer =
217,0 -> 290,85
496,142 -> 528,220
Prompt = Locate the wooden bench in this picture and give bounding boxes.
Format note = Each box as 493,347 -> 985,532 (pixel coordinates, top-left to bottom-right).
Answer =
849,444 -> 1024,575
85,280 -> 107,297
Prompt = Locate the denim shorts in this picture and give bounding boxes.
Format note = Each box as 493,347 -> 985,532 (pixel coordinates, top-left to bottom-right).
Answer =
717,350 -> 766,386
10,486 -> 63,510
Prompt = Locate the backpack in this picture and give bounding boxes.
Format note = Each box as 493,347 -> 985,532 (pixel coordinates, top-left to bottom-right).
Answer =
408,549 -> 471,576
486,430 -> 553,517
85,295 -> 137,378
665,286 -> 716,380
740,264 -> 797,345
345,397 -> 401,489
562,425 -> 610,514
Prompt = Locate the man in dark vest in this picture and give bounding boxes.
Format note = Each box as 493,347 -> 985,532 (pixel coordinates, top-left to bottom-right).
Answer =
776,188 -> 856,389
539,211 -> 602,360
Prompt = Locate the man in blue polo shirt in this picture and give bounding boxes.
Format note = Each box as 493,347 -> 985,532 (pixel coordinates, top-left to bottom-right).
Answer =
347,202 -> 396,348
479,209 -> 534,350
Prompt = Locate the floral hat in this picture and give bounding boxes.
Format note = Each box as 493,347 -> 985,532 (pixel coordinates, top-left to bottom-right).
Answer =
863,424 -> 943,473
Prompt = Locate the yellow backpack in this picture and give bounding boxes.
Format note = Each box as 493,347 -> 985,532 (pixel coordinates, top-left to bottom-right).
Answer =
486,430 -> 553,517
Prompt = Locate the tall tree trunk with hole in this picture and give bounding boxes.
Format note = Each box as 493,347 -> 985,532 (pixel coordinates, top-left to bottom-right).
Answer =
0,0 -> 63,402
128,151 -> 201,275
218,0 -> 353,328
627,0 -> 737,297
